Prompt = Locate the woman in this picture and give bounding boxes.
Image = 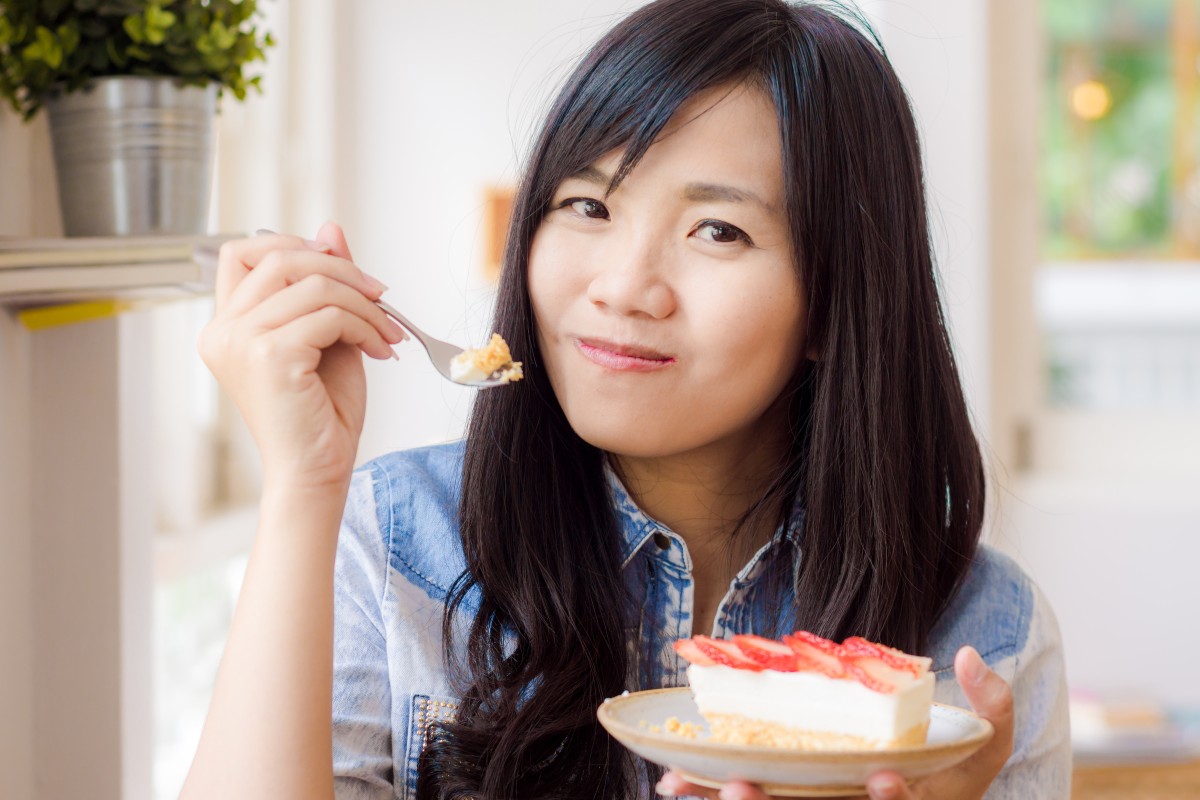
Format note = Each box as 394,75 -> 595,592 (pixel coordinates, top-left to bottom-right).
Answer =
182,1 -> 1070,798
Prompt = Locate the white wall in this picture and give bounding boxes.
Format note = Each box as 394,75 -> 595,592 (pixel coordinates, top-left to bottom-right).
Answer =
1001,475 -> 1200,707
0,105 -> 58,800
0,299 -> 34,800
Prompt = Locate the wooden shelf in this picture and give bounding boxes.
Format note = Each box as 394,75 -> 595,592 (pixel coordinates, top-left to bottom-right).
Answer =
1073,758 -> 1200,799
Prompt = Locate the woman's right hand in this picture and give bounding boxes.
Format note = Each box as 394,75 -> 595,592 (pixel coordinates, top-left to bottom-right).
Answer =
197,221 -> 407,490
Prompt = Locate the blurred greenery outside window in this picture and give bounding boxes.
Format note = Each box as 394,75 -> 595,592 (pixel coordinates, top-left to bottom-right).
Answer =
1041,0 -> 1200,411
1043,0 -> 1199,259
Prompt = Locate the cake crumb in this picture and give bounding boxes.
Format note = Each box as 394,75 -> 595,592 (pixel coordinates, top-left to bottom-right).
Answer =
663,716 -> 702,739
649,725 -> 662,733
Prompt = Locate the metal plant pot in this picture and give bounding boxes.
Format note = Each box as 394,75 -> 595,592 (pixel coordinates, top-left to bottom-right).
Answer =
45,76 -> 218,236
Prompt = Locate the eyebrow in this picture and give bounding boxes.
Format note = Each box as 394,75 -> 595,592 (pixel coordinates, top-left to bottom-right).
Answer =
568,165 -> 773,212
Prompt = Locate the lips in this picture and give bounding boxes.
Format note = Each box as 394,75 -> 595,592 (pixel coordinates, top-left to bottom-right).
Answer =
574,337 -> 676,372
578,337 -> 671,360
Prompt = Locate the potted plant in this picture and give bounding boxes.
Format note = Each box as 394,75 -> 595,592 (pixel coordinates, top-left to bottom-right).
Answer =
0,1 -> 273,236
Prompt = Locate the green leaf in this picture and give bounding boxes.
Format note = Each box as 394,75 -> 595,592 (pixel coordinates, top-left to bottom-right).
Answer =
145,5 -> 175,44
22,27 -> 63,69
106,36 -> 127,68
0,0 -> 272,113
57,24 -> 81,56
123,15 -> 146,44
209,20 -> 236,51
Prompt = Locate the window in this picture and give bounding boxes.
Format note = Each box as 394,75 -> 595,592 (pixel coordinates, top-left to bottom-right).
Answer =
1038,0 -> 1200,417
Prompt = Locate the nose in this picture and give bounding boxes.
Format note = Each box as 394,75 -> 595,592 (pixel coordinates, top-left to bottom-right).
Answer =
585,235 -> 677,320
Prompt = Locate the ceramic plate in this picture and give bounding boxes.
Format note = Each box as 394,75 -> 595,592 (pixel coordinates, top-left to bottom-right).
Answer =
597,687 -> 993,797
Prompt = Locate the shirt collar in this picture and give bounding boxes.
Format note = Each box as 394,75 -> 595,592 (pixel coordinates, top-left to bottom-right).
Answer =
603,460 -> 804,569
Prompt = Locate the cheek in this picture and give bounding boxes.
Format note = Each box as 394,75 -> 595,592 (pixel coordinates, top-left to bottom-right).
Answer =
528,229 -> 583,332
691,272 -> 807,375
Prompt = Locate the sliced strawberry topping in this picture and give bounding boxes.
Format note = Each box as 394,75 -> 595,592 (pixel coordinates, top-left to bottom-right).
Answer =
842,636 -> 932,677
732,634 -> 800,672
841,656 -> 899,693
679,630 -> 930,693
692,635 -> 765,670
782,631 -> 847,678
673,638 -> 717,666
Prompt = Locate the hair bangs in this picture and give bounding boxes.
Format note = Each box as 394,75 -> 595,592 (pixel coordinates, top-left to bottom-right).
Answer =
532,0 -> 792,204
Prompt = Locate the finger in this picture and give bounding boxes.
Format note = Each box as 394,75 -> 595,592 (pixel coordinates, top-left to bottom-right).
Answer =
656,771 -> 772,800
865,771 -> 912,800
656,770 -> 721,798
267,304 -> 396,362
715,781 -> 773,800
214,233 -> 332,311
314,220 -> 354,262
240,272 -> 406,346
223,247 -> 391,322
956,645 -> 1015,769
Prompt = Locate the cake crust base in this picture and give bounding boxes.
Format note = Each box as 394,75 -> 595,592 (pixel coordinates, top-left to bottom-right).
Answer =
704,712 -> 930,751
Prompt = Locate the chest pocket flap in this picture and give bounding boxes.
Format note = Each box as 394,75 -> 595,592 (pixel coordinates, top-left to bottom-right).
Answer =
405,694 -> 460,798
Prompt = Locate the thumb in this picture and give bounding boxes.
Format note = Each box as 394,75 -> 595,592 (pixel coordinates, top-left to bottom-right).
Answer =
955,646 -> 1014,767
314,220 -> 354,261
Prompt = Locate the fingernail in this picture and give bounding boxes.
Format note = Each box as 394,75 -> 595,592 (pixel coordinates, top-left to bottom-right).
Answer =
363,273 -> 389,293
653,780 -> 677,797
717,788 -> 738,800
868,776 -> 902,799
303,238 -> 333,252
390,348 -> 400,361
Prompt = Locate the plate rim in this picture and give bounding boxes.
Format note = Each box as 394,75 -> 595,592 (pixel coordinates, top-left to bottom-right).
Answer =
597,686 -> 994,762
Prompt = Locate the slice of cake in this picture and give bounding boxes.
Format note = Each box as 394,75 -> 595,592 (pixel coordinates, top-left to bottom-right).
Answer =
450,333 -> 524,385
673,632 -> 935,750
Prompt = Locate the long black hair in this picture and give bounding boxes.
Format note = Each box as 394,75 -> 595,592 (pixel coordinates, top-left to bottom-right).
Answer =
418,1 -> 985,797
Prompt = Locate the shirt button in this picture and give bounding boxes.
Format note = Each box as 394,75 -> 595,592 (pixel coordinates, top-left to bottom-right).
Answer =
652,532 -> 670,551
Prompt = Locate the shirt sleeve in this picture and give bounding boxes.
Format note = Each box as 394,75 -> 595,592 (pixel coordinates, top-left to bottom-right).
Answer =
984,582 -> 1073,799
331,465 -> 398,799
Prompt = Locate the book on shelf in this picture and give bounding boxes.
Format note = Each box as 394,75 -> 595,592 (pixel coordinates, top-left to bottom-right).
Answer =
0,259 -> 214,296
0,233 -> 232,270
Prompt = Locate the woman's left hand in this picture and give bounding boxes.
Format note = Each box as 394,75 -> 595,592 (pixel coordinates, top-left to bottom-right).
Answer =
656,646 -> 1014,800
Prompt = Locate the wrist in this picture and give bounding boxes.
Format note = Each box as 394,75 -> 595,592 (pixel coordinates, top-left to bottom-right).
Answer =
260,461 -> 355,498
259,473 -> 352,522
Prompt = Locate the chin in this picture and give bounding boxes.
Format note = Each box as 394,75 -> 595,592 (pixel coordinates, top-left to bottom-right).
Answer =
563,407 -> 711,460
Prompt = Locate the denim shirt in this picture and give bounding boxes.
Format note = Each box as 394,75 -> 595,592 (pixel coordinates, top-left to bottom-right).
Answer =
331,441 -> 1071,799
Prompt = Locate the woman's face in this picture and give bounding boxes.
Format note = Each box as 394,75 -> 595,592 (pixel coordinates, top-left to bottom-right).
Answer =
529,83 -> 808,459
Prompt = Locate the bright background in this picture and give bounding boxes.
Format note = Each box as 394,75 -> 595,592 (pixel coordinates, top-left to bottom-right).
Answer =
1,1 -> 1198,798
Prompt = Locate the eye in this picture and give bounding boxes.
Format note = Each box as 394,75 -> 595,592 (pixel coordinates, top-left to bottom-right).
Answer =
560,197 -> 610,220
692,219 -> 752,245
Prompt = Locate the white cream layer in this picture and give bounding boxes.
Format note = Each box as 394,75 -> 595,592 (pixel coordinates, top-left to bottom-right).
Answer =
686,664 -> 935,742
449,353 -> 489,384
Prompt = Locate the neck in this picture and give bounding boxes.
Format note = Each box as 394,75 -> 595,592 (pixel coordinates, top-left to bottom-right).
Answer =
611,403 -> 792,569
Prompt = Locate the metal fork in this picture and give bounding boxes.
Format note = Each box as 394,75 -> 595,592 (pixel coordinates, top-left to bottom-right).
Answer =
373,299 -> 512,388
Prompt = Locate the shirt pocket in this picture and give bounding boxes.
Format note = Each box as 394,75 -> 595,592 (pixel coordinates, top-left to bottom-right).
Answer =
405,693 -> 460,798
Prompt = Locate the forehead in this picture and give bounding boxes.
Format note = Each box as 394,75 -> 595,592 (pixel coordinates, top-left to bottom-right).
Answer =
589,82 -> 785,207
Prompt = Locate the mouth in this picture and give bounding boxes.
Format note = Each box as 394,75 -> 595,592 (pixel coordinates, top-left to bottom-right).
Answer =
573,337 -> 676,372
